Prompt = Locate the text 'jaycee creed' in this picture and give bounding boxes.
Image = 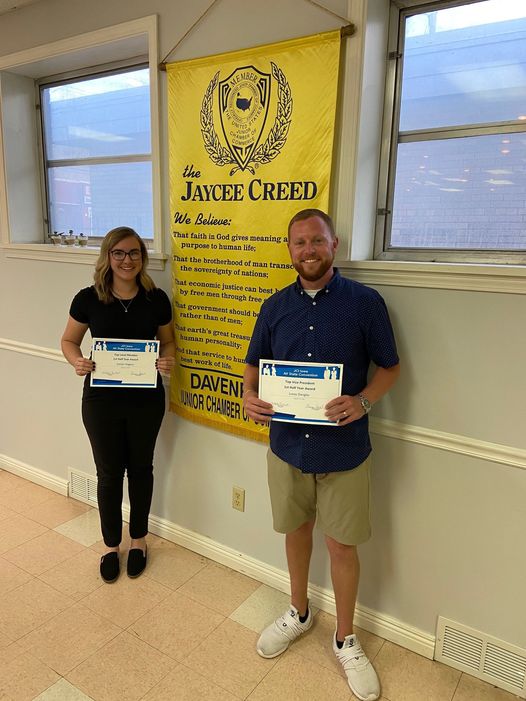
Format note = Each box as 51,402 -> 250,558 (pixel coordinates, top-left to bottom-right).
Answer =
181,178 -> 317,202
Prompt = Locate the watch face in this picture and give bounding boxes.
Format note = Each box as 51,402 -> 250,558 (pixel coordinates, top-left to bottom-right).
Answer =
360,395 -> 371,411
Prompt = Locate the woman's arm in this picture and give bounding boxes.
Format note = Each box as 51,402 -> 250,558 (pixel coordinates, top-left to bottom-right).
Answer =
156,322 -> 175,375
61,316 -> 94,376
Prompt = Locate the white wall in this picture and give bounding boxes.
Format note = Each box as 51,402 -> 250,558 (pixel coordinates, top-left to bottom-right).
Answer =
0,71 -> 43,242
0,0 -> 524,658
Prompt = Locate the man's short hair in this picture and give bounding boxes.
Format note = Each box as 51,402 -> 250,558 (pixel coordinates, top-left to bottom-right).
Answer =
287,208 -> 336,240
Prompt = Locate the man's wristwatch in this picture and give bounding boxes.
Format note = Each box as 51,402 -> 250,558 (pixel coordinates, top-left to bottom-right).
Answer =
358,393 -> 372,414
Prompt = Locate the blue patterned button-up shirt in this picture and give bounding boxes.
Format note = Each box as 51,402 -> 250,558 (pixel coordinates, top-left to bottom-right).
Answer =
246,269 -> 399,473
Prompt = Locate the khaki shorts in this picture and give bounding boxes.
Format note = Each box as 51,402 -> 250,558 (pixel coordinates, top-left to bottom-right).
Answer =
267,449 -> 371,545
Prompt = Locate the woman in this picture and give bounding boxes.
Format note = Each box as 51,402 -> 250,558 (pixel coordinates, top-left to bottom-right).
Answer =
61,227 -> 175,583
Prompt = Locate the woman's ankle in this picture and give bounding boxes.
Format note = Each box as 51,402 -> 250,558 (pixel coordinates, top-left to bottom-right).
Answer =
130,537 -> 146,553
104,545 -> 119,555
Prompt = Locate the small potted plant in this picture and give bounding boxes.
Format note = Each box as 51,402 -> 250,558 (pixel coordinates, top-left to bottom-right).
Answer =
76,232 -> 89,247
50,231 -> 63,245
63,229 -> 76,246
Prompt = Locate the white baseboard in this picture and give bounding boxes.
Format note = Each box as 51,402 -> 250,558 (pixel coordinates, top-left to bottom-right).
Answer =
1,453 -> 434,659
353,604 -> 435,659
148,512 -> 435,659
0,454 -> 68,495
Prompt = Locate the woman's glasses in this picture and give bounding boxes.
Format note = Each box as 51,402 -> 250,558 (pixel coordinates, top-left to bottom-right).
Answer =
110,249 -> 142,261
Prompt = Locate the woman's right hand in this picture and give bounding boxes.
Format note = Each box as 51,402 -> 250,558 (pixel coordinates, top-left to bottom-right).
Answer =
73,357 -> 95,376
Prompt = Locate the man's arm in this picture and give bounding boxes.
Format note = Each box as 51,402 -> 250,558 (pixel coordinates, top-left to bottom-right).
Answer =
242,363 -> 274,424
325,363 -> 400,425
359,363 -> 400,405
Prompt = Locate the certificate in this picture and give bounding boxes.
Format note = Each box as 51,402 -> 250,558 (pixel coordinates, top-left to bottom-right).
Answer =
90,338 -> 159,388
259,359 -> 343,425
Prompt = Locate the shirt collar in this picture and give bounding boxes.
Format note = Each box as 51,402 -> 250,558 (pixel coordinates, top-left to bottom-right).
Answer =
294,267 -> 341,295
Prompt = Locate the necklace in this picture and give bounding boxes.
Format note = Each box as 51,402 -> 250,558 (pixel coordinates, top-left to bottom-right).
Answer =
117,298 -> 134,313
113,289 -> 137,313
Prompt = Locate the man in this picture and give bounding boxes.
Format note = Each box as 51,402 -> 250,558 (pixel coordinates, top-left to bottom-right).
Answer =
243,209 -> 400,701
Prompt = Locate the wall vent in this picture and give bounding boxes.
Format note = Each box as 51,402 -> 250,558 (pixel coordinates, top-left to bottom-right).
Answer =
68,467 -> 98,507
436,617 -> 526,698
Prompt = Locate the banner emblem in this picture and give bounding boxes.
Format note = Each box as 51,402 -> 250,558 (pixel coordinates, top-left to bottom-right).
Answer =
201,62 -> 292,175
219,65 -> 271,172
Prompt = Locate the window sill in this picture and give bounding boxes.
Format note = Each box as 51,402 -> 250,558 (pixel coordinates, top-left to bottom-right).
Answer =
0,243 -> 167,270
338,259 -> 526,294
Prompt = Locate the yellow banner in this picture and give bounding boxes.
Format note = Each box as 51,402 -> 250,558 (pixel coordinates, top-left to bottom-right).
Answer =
167,31 -> 341,441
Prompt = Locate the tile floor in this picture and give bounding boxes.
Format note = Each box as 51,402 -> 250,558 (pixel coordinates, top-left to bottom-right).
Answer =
0,468 -> 520,701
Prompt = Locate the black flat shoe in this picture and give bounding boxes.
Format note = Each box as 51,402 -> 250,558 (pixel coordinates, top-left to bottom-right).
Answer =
127,546 -> 147,578
100,552 -> 120,583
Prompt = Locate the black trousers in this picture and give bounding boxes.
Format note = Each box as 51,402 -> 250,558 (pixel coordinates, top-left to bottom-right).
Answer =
82,388 -> 165,547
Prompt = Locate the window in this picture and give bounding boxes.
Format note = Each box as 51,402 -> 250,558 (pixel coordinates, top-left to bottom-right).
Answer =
40,66 -> 153,240
0,16 -> 163,263
376,0 -> 526,264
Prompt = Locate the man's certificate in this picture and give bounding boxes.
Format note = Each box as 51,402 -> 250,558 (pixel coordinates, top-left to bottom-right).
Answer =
90,339 -> 159,388
259,360 -> 343,425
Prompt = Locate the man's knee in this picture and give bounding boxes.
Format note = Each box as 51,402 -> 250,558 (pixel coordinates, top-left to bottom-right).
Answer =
325,536 -> 358,560
287,519 -> 316,538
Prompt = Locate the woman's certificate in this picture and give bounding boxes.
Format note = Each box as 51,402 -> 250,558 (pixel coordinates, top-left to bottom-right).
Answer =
259,360 -> 343,425
90,339 -> 159,388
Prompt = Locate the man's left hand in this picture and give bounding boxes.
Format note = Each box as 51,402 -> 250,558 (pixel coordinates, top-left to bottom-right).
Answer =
325,395 -> 365,425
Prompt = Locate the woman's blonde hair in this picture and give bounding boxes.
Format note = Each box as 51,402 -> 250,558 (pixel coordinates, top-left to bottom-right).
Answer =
93,227 -> 156,303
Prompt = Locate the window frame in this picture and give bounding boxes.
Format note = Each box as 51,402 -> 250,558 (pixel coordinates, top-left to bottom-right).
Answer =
0,15 -> 166,268
374,0 -> 526,265
37,60 -> 152,246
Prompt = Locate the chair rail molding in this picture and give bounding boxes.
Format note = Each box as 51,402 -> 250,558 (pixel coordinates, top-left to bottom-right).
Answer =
2,337 -> 524,471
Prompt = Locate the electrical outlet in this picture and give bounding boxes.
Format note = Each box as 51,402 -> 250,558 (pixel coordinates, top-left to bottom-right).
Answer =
232,486 -> 245,512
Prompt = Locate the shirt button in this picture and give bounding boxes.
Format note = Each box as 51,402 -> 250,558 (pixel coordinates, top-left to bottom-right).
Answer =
305,434 -> 310,438
325,289 -> 329,293
307,352 -> 312,357
312,301 -> 316,305
309,325 -> 314,330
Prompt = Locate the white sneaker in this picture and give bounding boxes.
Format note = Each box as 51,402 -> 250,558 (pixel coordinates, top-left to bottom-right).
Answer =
333,632 -> 380,701
256,605 -> 313,658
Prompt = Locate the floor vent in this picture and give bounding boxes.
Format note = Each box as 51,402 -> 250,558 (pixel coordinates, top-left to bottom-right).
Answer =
68,467 -> 98,506
435,617 -> 526,698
